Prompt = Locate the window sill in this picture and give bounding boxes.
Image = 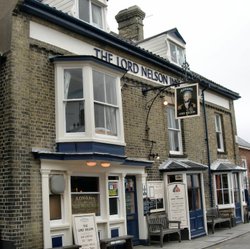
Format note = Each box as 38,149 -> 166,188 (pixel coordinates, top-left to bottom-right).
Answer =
50,223 -> 71,231
168,153 -> 187,158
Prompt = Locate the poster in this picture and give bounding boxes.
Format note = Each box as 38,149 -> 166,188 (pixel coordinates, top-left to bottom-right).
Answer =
175,83 -> 200,119
144,181 -> 165,214
167,183 -> 188,228
72,213 -> 100,249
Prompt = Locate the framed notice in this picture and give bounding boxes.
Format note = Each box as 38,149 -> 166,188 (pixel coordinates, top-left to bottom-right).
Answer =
175,83 -> 200,119
72,213 -> 100,249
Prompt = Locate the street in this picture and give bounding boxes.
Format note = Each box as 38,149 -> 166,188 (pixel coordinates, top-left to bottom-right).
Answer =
207,232 -> 250,249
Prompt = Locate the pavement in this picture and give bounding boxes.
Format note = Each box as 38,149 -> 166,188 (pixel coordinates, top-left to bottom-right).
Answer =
136,222 -> 250,249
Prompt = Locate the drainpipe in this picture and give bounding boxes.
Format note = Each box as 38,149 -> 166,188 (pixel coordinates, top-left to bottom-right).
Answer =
202,85 -> 213,207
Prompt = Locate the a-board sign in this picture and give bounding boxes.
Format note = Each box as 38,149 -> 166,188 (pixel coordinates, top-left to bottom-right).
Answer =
72,213 -> 100,249
167,183 -> 188,228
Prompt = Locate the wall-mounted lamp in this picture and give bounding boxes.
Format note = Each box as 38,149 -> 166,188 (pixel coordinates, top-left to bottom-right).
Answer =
86,161 -> 111,168
148,153 -> 160,161
86,161 -> 97,167
100,162 -> 111,168
163,96 -> 169,106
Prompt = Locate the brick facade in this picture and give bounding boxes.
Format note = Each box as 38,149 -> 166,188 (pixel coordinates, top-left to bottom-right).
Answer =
0,1 -> 242,249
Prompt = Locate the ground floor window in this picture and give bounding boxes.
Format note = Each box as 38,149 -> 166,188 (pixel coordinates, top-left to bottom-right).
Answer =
108,176 -> 120,216
71,176 -> 100,216
215,174 -> 231,205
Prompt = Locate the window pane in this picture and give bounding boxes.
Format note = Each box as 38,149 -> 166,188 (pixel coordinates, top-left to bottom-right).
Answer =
95,104 -> 117,136
93,71 -> 105,102
79,0 -> 90,22
177,46 -> 185,65
64,69 -> 83,99
95,103 -> 105,132
170,43 -> 177,63
50,194 -> 62,220
168,130 -> 180,151
71,176 -> 99,192
224,190 -> 230,204
109,198 -> 118,215
222,174 -> 228,188
105,75 -> 117,105
126,192 -> 135,214
217,190 -> 223,204
105,106 -> 117,136
216,175 -> 222,189
92,2 -> 103,28
65,101 -> 85,132
71,194 -> 100,216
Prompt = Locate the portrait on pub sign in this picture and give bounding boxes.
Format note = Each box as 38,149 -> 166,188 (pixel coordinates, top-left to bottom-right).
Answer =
175,83 -> 200,119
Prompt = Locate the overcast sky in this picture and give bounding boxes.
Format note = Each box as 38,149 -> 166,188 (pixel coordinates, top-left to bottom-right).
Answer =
107,0 -> 250,143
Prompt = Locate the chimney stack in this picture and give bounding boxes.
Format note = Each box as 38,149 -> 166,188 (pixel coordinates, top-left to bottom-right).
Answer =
115,5 -> 145,42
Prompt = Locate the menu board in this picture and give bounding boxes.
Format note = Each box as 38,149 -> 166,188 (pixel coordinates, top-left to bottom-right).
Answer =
167,183 -> 188,228
72,213 -> 100,249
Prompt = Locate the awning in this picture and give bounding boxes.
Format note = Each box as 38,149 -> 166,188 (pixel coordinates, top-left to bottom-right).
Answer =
211,160 -> 246,172
159,158 -> 208,172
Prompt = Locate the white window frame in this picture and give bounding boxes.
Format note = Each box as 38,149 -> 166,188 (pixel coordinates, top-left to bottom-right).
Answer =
215,114 -> 225,152
168,41 -> 185,66
108,175 -> 121,218
49,173 -> 68,228
214,173 -> 234,208
76,0 -> 107,30
55,61 -> 125,146
167,106 -> 183,155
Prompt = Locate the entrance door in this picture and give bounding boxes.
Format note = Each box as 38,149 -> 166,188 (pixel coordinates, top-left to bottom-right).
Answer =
233,173 -> 242,223
125,176 -> 139,245
187,174 -> 206,238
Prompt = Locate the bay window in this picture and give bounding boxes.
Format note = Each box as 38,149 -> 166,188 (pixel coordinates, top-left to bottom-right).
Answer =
215,174 -> 231,205
54,57 -> 125,145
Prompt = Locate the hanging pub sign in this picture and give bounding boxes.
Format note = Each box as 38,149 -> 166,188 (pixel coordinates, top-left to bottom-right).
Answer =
175,83 -> 200,119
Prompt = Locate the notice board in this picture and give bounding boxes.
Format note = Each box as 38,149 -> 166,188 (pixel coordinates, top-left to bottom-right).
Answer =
72,213 -> 100,249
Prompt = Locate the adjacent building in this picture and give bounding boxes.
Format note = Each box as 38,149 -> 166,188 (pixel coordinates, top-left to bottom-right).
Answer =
0,1 -> 246,248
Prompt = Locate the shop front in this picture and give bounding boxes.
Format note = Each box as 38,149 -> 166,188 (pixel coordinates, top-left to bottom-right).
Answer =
34,150 -> 151,248
211,160 -> 247,225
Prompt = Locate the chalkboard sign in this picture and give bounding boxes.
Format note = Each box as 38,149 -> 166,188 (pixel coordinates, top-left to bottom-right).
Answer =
72,213 -> 100,249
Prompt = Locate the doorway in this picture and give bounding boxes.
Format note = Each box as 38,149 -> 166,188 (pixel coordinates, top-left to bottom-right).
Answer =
187,174 -> 206,238
233,173 -> 242,223
125,176 -> 139,245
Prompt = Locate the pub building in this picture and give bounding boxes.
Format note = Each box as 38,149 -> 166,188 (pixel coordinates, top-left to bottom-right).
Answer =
0,0 -> 246,248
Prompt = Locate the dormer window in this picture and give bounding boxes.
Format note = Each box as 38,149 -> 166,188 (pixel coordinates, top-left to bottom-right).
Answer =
78,0 -> 105,29
169,41 -> 185,66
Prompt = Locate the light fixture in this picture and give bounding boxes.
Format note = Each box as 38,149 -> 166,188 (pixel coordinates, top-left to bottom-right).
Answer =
163,96 -> 168,106
86,161 -> 97,167
100,162 -> 111,168
148,153 -> 160,161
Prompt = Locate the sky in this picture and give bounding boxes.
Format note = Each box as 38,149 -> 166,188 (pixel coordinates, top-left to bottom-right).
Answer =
106,0 -> 250,143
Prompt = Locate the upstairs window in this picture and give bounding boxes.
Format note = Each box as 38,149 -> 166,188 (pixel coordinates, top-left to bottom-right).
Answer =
54,57 -> 125,145
169,41 -> 185,66
78,0 -> 104,29
167,106 -> 183,155
215,114 -> 225,152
